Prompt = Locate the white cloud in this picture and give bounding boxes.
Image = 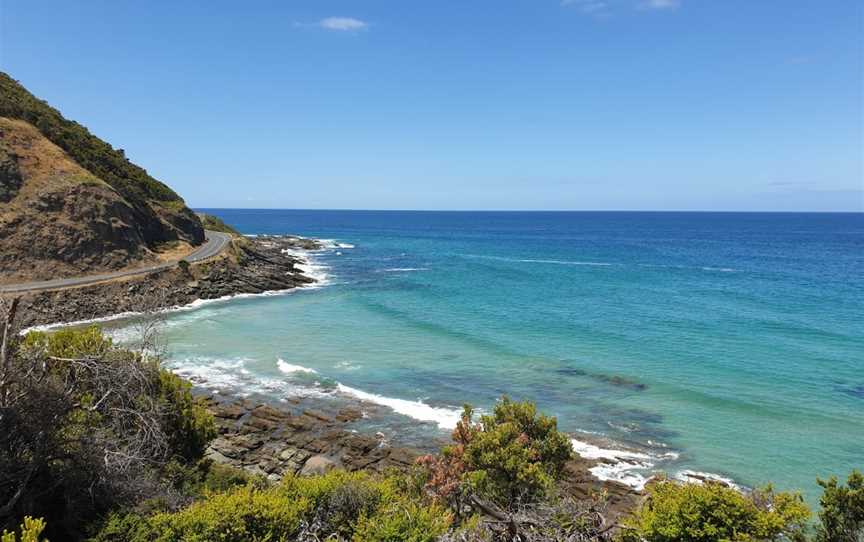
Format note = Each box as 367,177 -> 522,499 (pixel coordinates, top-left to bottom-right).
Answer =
640,0 -> 680,10
563,0 -> 680,15
561,0 -> 610,16
319,17 -> 368,31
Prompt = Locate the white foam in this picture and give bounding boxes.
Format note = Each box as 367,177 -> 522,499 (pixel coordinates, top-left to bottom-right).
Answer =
317,239 -> 355,249
20,237 -> 336,335
295,259 -> 330,284
277,359 -> 317,374
170,355 -> 328,399
20,285 -> 317,335
336,383 -> 462,430
570,437 -> 679,490
674,470 -> 741,490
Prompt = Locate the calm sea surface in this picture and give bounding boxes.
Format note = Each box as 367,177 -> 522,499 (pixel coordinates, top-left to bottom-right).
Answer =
108,210 -> 863,501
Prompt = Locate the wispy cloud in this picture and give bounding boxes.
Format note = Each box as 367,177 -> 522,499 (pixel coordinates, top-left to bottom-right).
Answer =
561,0 -> 611,16
563,0 -> 681,16
639,0 -> 680,10
319,17 -> 368,31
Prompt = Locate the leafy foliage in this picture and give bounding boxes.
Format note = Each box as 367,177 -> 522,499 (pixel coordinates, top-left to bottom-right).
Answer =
815,470 -> 863,542
156,371 -> 217,463
420,397 -> 573,510
618,477 -> 811,542
352,497 -> 452,542
0,309 -> 215,540
1,517 -> 47,542
91,470 -> 449,542
196,213 -> 241,236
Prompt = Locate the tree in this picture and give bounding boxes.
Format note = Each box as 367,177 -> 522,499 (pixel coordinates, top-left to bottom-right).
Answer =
815,470 -> 864,542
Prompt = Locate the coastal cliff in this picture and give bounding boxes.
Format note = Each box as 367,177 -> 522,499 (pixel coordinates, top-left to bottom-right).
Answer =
0,73 -> 203,283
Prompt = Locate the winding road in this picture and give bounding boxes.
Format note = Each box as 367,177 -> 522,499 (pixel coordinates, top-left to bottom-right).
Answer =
0,230 -> 232,294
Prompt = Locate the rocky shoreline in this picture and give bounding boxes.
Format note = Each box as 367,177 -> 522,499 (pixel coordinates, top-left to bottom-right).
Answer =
15,234 -> 323,330
200,391 -> 642,521
10,232 -> 642,520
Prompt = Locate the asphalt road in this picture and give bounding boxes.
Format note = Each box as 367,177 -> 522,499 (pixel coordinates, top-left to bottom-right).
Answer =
0,230 -> 232,294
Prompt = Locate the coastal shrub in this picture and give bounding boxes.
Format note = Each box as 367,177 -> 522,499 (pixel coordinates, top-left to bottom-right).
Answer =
0,309 -> 216,539
352,498 -> 453,542
1,517 -> 47,542
146,485 -> 309,542
197,213 -> 240,236
177,259 -> 191,276
157,370 -> 216,462
23,325 -> 113,358
90,469 -> 445,542
420,397 -> 573,510
815,470 -> 864,542
618,477 -> 811,542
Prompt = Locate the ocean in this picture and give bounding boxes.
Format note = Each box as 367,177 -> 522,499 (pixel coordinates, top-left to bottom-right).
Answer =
106,210 -> 863,502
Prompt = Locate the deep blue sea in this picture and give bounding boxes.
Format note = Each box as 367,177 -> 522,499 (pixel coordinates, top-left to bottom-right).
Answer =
109,210 -> 863,501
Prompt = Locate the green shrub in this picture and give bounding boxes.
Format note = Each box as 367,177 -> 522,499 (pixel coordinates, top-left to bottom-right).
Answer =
5,325 -> 215,539
421,397 -> 573,509
618,477 -> 811,542
23,325 -> 113,358
146,485 -> 308,542
90,469 -> 445,542
157,370 -> 216,462
815,470 -> 863,542
1,517 -> 47,542
352,498 -> 453,542
196,213 -> 241,235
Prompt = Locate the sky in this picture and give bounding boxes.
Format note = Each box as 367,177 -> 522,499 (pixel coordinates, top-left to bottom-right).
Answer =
1,0 -> 862,211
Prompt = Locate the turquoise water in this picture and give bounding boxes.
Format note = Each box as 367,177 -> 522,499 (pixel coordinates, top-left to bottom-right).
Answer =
107,211 -> 862,501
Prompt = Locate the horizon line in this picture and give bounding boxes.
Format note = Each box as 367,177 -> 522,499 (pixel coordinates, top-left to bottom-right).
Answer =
193,207 -> 863,214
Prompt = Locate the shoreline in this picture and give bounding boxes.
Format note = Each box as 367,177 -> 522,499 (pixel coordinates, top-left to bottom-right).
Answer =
9,232 -> 739,502
13,234 -> 326,331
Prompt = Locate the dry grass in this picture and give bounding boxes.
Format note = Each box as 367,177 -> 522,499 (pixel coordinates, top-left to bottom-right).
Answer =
0,117 -> 109,204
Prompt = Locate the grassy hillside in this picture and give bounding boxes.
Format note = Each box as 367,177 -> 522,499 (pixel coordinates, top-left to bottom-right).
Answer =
0,72 -> 180,204
197,212 -> 241,236
0,72 -> 203,246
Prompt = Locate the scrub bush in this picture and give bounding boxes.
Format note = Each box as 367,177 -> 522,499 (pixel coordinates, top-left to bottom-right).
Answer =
618,477 -> 811,542
815,470 -> 863,542
420,397 -> 573,510
1,517 -> 47,542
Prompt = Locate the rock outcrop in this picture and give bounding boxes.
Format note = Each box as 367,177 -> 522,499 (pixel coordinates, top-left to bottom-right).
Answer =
0,72 -> 204,284
15,235 -> 321,330
202,397 -> 418,482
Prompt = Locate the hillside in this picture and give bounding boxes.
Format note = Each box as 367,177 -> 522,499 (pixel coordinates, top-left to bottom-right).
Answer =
0,73 -> 204,283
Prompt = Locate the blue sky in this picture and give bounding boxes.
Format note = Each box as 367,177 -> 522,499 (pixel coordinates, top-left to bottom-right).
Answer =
1,0 -> 862,211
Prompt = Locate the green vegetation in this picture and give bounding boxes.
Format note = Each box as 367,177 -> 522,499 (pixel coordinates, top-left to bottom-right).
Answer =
815,470 -> 863,542
0,72 -> 180,203
618,477 -> 811,542
196,213 -> 241,236
1,301 -> 862,541
419,397 -> 573,510
90,470 -> 451,542
1,517 -> 47,542
0,299 -> 215,540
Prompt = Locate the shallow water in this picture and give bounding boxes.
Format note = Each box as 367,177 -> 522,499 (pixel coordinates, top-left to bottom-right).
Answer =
106,210 -> 863,501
